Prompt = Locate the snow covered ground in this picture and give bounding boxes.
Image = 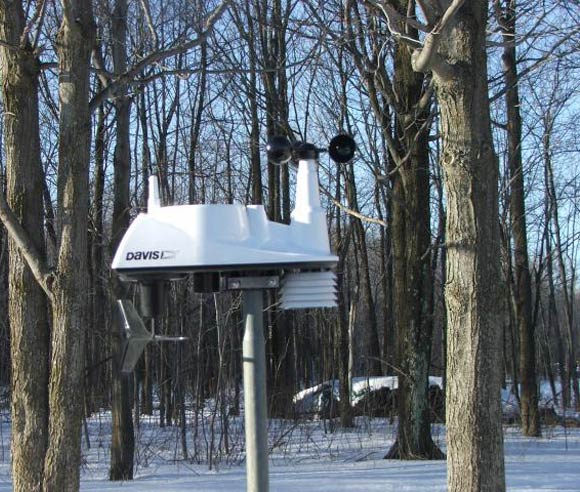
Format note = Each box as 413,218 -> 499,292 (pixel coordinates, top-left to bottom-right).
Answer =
1,408 -> 580,491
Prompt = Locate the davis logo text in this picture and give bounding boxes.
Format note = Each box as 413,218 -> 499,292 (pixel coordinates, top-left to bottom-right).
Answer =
126,250 -> 177,261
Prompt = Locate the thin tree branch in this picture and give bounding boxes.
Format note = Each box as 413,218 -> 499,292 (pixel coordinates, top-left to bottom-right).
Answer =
20,0 -> 46,49
138,0 -> 159,47
331,197 -> 387,227
89,0 -> 231,111
319,181 -> 388,227
0,179 -> 54,296
364,0 -> 424,48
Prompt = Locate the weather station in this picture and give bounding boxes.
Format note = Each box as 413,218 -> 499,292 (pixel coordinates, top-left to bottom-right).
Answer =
111,134 -> 356,492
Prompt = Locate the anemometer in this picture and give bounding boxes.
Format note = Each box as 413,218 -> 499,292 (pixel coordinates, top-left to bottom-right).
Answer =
112,134 -> 356,492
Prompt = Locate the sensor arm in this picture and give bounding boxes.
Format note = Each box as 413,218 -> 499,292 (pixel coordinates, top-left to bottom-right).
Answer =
266,134 -> 355,165
117,299 -> 187,373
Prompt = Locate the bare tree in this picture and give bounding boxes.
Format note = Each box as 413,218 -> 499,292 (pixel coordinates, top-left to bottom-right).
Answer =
42,1 -> 95,490
386,0 -> 442,459
0,1 -> 95,490
0,3 -> 49,491
333,0 -> 441,456
540,85 -> 580,410
106,0 -> 135,480
494,0 -> 540,436
372,0 -> 506,489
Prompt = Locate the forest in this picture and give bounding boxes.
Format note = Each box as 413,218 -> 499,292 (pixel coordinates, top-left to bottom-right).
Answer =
0,1 -> 579,492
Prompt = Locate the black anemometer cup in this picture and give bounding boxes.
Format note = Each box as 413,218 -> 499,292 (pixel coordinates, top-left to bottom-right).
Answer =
266,136 -> 292,165
328,134 -> 356,163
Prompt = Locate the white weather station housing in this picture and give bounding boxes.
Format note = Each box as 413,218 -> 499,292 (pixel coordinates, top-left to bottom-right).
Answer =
111,134 -> 356,492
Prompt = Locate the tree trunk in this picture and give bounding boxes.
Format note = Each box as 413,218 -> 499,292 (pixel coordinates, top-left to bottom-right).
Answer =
89,73 -> 108,411
386,21 -> 442,458
497,0 -> 540,437
430,3 -> 506,491
141,344 -> 154,415
391,0 -> 440,458
0,3 -> 50,490
109,0 -> 135,480
109,90 -> 135,470
334,167 -> 354,427
375,175 -> 393,376
345,0 -> 439,456
0,224 -> 6,390
188,30 -> 208,205
42,1 -> 95,490
255,0 -> 297,417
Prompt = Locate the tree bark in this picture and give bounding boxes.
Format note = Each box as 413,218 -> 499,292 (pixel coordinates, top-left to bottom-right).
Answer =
109,0 -> 135,480
0,224 -> 6,389
42,1 -> 95,490
89,74 -> 108,410
497,0 -> 540,437
0,3 -> 50,490
334,168 -> 354,427
428,3 -> 506,490
386,7 -> 442,457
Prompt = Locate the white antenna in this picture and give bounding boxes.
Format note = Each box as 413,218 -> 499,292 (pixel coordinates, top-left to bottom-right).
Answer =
147,175 -> 161,211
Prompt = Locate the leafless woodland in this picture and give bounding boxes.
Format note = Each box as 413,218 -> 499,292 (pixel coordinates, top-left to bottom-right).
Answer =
0,1 -> 579,491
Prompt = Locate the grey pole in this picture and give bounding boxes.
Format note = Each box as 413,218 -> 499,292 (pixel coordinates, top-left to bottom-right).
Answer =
242,290 -> 269,492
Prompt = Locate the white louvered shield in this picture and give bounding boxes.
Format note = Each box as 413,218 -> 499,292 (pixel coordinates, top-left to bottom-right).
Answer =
280,271 -> 337,309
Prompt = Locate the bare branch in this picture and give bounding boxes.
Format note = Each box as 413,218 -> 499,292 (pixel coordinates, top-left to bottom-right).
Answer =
0,178 -> 54,297
435,0 -> 465,35
330,197 -> 387,227
383,1 -> 431,33
365,0 -> 424,49
138,0 -> 159,47
20,0 -> 46,49
202,0 -> 231,31
411,32 -> 441,72
416,77 -> 435,112
411,0 -> 465,78
89,0 -> 231,111
365,0 -> 463,79
91,46 -> 112,88
489,29 -> 577,103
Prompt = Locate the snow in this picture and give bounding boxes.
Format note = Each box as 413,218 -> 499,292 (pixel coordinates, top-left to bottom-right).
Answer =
1,408 -> 580,491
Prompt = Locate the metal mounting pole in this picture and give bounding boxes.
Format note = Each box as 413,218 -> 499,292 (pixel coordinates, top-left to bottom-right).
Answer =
242,289 -> 269,492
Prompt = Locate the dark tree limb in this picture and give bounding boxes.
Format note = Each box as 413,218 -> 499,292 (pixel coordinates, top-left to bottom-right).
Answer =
0,178 -> 54,296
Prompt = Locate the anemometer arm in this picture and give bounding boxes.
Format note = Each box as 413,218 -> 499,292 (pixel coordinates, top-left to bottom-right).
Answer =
266,134 -> 356,254
265,134 -> 356,165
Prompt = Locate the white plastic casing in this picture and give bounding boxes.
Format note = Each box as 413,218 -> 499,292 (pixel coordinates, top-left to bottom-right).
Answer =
112,161 -> 338,277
